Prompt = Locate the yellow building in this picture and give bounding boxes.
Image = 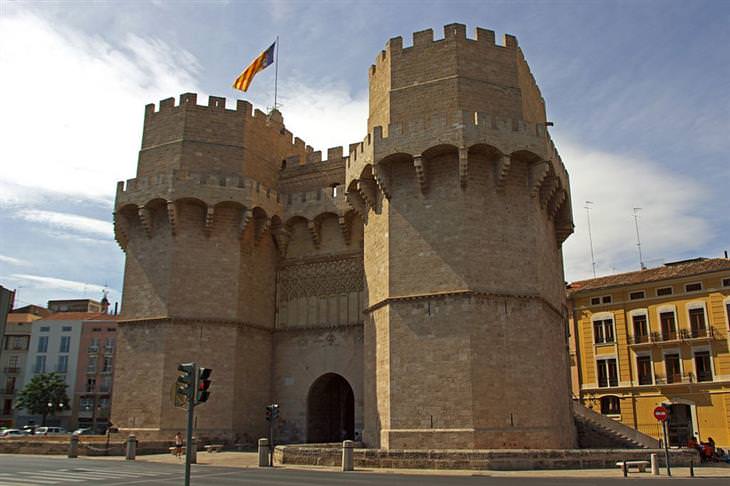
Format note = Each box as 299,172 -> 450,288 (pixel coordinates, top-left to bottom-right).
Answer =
568,257 -> 730,448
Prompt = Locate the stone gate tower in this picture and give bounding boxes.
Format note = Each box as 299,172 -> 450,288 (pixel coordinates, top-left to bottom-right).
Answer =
112,24 -> 576,449
346,24 -> 575,448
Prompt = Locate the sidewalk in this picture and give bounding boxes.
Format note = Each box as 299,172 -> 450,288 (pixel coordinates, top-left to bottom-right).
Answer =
93,452 -> 730,479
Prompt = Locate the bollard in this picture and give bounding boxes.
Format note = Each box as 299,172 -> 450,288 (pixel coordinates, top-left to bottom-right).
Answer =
650,453 -> 659,475
125,434 -> 137,460
258,438 -> 271,467
690,459 -> 694,477
189,436 -> 197,465
341,440 -> 354,472
68,434 -> 79,458
622,459 -> 628,477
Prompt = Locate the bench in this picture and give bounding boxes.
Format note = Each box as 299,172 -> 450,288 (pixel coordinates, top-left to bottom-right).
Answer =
204,444 -> 224,453
616,460 -> 650,473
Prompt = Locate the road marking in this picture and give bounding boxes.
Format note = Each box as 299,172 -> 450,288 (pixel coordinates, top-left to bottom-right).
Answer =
0,475 -> 59,485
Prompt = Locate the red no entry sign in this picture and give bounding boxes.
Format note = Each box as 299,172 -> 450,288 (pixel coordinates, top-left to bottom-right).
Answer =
654,406 -> 669,422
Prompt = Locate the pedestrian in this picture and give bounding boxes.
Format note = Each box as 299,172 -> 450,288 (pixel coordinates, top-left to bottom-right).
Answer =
175,432 -> 183,459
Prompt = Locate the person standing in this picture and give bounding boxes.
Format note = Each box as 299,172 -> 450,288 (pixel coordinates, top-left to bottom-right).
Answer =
174,432 -> 184,459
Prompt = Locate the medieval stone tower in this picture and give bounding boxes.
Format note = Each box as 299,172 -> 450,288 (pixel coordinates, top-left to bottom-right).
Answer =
112,24 -> 576,449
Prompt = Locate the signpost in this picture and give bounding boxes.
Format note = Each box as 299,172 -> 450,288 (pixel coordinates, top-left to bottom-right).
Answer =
653,406 -> 671,477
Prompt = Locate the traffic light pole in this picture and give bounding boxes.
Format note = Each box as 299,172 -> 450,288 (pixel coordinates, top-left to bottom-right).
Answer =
184,363 -> 198,486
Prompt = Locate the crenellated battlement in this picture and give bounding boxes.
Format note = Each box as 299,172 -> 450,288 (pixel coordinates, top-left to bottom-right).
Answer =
369,24 -> 519,78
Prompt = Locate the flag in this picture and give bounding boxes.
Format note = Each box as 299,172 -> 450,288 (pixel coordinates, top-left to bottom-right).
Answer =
232,42 -> 276,92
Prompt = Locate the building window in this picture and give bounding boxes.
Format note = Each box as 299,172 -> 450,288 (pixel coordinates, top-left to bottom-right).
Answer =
593,317 -> 615,344
100,375 -> 112,393
665,353 -> 681,383
40,326 -> 49,332
59,336 -> 71,353
104,337 -> 115,351
99,397 -> 110,410
685,282 -> 702,292
657,287 -> 673,296
591,297 -> 600,305
2,399 -> 12,416
86,378 -> 96,393
637,355 -> 653,385
102,356 -> 113,373
8,355 -> 19,369
722,278 -> 730,287
5,336 -> 29,351
600,396 -> 621,415
80,397 -> 94,410
602,295 -> 612,304
597,358 -> 619,387
56,355 -> 68,373
629,291 -> 645,300
61,326 -> 72,332
726,300 -> 730,329
92,328 -> 102,332
87,356 -> 97,373
89,338 -> 99,352
694,351 -> 712,382
688,307 -> 707,337
5,376 -> 16,394
660,311 -> 677,340
632,314 -> 649,343
34,355 -> 46,374
37,336 -> 48,353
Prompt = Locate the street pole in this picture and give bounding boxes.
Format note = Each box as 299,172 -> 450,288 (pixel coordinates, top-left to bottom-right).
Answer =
662,419 -> 671,477
268,414 -> 274,467
184,363 -> 197,486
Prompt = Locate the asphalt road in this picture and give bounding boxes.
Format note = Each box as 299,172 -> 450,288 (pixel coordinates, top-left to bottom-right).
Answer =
0,455 -> 727,485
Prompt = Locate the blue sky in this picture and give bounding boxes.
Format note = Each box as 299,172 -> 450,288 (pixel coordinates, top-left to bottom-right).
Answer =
1,0 -> 728,308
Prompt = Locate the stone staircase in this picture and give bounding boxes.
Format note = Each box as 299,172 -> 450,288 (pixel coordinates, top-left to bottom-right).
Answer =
574,402 -> 661,449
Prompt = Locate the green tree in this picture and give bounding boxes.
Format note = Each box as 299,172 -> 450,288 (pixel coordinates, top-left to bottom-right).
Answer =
15,372 -> 69,426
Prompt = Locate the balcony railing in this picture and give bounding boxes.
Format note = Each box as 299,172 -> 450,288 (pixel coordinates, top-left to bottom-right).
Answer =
655,373 -> 695,385
4,387 -> 15,394
628,327 -> 717,345
3,367 -> 20,374
88,345 -> 99,353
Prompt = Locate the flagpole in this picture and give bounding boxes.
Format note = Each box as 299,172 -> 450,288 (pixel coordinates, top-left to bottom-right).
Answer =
274,35 -> 279,110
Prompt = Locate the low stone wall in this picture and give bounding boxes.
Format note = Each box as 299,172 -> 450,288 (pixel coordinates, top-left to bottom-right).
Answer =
275,445 -> 700,470
0,437 -> 171,456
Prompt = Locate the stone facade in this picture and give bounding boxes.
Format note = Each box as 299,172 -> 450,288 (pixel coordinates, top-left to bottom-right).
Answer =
112,24 -> 576,449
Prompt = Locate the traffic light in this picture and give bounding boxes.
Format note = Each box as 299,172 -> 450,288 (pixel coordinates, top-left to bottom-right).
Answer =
265,403 -> 279,421
196,368 -> 212,404
176,363 -> 196,403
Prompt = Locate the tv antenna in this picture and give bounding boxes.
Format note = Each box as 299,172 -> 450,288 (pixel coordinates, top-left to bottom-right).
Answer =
584,201 -> 597,278
633,207 -> 647,270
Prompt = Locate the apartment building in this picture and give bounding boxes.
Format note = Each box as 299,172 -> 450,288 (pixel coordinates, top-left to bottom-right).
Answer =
569,257 -> 730,448
0,305 -> 48,427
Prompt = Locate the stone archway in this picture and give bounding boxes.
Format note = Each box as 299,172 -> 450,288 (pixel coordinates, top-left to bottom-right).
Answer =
306,373 -> 354,443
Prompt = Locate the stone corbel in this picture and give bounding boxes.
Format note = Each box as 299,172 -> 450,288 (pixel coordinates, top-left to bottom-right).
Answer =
137,206 -> 152,238
495,154 -> 511,189
113,212 -> 129,249
307,220 -> 321,248
413,155 -> 427,193
540,177 -> 559,208
548,189 -> 567,219
166,201 -> 177,236
529,161 -> 550,197
272,227 -> 291,257
338,214 -> 351,245
239,208 -> 252,240
254,217 -> 271,244
357,179 -> 378,210
373,164 -> 391,199
458,147 -> 468,188
204,206 -> 215,236
345,190 -> 367,221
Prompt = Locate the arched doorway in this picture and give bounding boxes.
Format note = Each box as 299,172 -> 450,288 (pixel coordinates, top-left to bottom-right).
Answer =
307,373 -> 354,443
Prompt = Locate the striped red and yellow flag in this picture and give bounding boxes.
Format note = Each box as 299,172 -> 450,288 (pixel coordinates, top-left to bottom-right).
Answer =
232,42 -> 276,92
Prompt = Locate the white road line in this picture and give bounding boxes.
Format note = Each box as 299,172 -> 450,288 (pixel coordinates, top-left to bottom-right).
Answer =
18,473 -> 83,483
0,481 -> 53,486
0,476 -> 59,485
73,470 -> 171,478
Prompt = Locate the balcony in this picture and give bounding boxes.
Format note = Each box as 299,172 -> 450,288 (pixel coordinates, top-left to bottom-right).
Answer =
655,373 -> 695,385
628,327 -> 718,346
88,345 -> 99,353
3,367 -> 20,374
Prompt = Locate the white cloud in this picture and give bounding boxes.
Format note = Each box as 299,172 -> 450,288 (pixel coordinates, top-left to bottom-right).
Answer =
16,209 -> 113,239
8,273 -> 112,296
560,139 -> 711,281
0,10 -> 201,204
0,254 -> 30,267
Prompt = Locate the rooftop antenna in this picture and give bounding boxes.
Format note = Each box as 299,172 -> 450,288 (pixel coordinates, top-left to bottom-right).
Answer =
633,207 -> 647,270
584,201 -> 597,278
